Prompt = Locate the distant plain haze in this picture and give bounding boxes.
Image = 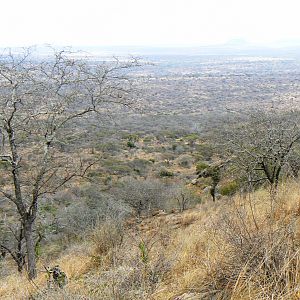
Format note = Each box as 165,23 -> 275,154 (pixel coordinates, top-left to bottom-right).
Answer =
1,0 -> 300,48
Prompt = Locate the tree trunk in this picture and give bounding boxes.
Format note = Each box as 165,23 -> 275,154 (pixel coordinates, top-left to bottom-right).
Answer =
23,220 -> 37,279
17,258 -> 24,273
210,185 -> 216,202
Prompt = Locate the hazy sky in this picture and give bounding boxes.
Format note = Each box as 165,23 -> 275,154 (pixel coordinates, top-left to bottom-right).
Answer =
1,0 -> 300,47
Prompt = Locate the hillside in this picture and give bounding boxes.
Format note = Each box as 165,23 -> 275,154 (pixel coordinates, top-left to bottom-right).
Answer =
1,49 -> 300,299
1,180 -> 300,299
2,0 -> 300,296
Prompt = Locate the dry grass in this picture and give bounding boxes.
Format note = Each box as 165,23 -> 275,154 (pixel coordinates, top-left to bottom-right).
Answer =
154,181 -> 300,299
0,243 -> 92,299
2,181 -> 300,299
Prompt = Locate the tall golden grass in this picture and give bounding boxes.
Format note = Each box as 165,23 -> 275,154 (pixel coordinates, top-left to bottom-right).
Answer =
2,180 -> 300,299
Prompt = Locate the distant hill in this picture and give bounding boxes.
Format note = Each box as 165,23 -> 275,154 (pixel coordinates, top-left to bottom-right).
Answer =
1,42 -> 300,58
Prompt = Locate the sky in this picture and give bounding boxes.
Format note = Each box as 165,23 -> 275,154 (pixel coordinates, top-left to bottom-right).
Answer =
1,0 -> 300,47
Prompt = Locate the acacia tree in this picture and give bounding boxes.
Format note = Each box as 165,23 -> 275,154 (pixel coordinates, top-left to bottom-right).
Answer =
226,110 -> 300,191
0,47 -> 140,279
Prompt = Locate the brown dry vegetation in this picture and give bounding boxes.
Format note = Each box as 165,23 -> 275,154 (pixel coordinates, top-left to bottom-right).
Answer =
2,180 -> 300,299
2,52 -> 300,299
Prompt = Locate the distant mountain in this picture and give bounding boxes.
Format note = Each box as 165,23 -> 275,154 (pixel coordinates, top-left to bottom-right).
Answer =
1,41 -> 300,58
74,42 -> 300,57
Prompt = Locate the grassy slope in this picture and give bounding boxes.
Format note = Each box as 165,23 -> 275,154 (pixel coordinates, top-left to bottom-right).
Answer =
2,181 -> 300,299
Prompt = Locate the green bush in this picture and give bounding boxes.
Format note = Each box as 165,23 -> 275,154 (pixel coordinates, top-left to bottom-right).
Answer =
220,181 -> 239,196
159,169 -> 174,177
184,133 -> 199,146
127,140 -> 136,148
125,133 -> 140,149
196,161 -> 209,173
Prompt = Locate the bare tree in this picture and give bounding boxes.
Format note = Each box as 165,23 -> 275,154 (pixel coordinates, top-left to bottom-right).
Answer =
171,185 -> 199,211
225,110 -> 300,192
115,177 -> 169,217
0,47 -> 140,279
0,221 -> 26,273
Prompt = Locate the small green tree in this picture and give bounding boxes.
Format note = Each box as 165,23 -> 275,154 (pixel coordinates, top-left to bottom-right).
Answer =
197,164 -> 222,201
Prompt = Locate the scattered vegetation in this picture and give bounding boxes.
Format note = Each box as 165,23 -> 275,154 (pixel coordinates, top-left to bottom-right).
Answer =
1,48 -> 300,299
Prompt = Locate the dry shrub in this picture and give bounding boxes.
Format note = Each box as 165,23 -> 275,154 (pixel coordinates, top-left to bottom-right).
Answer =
180,214 -> 197,227
32,290 -> 91,300
199,197 -> 300,300
85,221 -> 173,299
91,219 -> 124,259
84,254 -> 171,300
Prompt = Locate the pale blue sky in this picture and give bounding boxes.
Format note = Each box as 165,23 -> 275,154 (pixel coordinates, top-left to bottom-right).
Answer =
1,0 -> 300,47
